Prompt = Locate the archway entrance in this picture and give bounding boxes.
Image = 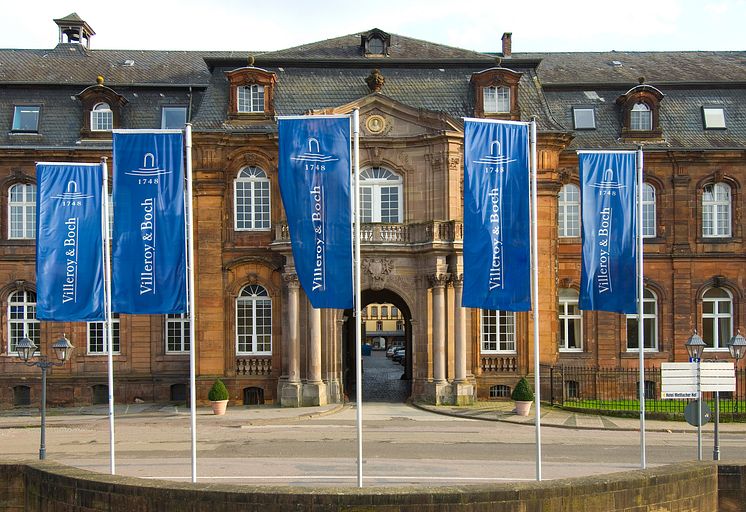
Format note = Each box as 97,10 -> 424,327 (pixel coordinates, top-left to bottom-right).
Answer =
342,289 -> 412,403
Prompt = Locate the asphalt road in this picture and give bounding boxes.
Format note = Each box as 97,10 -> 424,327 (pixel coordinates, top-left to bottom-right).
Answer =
1,352 -> 744,488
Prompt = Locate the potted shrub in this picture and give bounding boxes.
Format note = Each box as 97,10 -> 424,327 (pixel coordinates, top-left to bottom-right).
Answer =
511,377 -> 534,416
208,378 -> 229,415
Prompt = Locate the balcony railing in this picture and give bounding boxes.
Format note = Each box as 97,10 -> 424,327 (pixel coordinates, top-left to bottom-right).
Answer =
236,357 -> 272,376
480,355 -> 518,373
274,221 -> 462,245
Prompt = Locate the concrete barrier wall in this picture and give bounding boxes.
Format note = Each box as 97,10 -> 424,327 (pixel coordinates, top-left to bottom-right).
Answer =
0,460 -> 731,511
719,464 -> 746,512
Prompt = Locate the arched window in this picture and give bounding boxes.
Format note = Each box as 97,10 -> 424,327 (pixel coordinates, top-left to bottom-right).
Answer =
483,86 -> 510,113
236,284 -> 271,355
91,102 -> 113,131
360,167 -> 403,223
7,290 -> 39,354
630,102 -> 652,131
626,288 -> 658,351
237,85 -> 265,113
642,182 -> 656,238
480,309 -> 515,353
87,313 -> 120,354
702,287 -> 732,350
702,182 -> 731,238
234,166 -> 270,231
558,288 -> 582,351
558,184 -> 580,237
8,183 -> 36,239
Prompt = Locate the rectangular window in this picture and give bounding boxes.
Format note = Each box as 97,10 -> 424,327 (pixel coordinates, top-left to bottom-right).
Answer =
166,314 -> 190,352
380,186 -> 399,223
572,107 -> 595,130
91,110 -> 113,131
702,107 -> 726,129
12,106 -> 40,132
481,310 -> 515,353
237,85 -> 265,113
161,106 -> 188,129
483,86 -> 510,114
88,315 -> 121,354
360,187 -> 373,223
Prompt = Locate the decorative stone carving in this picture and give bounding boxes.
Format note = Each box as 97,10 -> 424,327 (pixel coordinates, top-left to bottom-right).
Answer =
428,273 -> 450,289
282,273 -> 300,289
365,69 -> 385,92
362,258 -> 393,290
365,114 -> 387,135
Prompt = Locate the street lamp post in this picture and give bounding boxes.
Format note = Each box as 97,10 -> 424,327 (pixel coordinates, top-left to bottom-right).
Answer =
727,330 -> 746,416
16,335 -> 74,460
685,330 -> 705,461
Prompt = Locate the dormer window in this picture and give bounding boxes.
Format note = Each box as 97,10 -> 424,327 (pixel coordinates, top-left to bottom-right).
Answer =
483,86 -> 510,113
225,64 -> 276,120
630,102 -> 652,131
368,37 -> 384,55
470,67 -> 522,120
616,83 -> 664,139
361,29 -> 391,57
12,106 -> 40,133
703,106 -> 726,129
238,85 -> 265,113
91,102 -> 113,131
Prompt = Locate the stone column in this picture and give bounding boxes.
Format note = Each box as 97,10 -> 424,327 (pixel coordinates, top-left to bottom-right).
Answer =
430,273 -> 448,384
279,273 -> 301,407
451,273 -> 475,405
302,306 -> 327,405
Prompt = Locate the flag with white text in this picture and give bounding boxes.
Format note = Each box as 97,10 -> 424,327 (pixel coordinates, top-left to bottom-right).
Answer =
112,131 -> 186,314
278,116 -> 353,309
36,162 -> 105,321
579,151 -> 637,313
462,119 -> 531,311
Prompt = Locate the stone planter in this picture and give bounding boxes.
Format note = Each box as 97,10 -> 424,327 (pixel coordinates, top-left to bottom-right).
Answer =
514,400 -> 532,416
210,400 -> 229,416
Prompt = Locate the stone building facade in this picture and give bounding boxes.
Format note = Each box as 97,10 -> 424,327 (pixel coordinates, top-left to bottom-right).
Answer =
0,15 -> 743,407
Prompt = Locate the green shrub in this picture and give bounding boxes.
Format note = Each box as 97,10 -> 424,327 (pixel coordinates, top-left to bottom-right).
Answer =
208,378 -> 229,401
511,377 -> 534,402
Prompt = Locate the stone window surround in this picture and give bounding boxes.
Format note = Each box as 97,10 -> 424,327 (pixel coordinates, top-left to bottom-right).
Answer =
225,66 -> 276,119
470,67 -> 522,120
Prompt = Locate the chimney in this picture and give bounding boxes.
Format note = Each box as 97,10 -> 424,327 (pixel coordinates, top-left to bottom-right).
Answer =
501,32 -> 512,58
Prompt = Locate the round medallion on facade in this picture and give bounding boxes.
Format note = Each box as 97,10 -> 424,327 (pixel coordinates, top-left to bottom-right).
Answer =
366,114 -> 386,134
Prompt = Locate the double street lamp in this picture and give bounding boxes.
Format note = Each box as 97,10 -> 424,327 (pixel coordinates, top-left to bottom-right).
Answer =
16,334 -> 74,460
684,329 -> 745,462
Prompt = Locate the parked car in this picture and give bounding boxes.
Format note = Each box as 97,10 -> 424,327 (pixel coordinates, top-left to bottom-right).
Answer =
386,345 -> 403,358
392,348 -> 406,363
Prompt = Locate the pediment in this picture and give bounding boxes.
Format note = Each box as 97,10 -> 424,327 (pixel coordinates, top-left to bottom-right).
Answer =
310,94 -> 462,139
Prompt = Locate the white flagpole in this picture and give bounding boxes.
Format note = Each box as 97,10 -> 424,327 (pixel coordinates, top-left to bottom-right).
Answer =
185,124 -> 198,483
637,146 -> 646,469
529,119 -> 542,481
100,157 -> 116,475
352,109 -> 363,488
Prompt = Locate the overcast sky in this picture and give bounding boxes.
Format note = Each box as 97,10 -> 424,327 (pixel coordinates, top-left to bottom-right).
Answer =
3,0 -> 746,53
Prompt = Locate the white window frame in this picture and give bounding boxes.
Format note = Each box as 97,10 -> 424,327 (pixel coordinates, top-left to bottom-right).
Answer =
161,106 -> 188,129
7,290 -> 39,355
8,183 -> 36,240
558,184 -> 580,238
12,105 -> 41,132
90,102 -> 113,131
642,182 -> 656,238
237,84 -> 265,113
165,313 -> 190,353
360,167 -> 403,223
87,314 -> 121,355
702,182 -> 731,238
702,288 -> 732,351
234,166 -> 271,231
236,284 -> 272,355
483,85 -> 510,113
572,107 -> 596,130
630,102 -> 652,131
480,309 -> 516,354
559,288 -> 582,352
626,288 -> 658,352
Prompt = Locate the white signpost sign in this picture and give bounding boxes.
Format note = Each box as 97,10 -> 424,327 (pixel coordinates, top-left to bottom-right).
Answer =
661,361 -> 735,399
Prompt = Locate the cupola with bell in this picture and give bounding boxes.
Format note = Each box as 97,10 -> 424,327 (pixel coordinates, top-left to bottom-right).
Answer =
54,13 -> 95,49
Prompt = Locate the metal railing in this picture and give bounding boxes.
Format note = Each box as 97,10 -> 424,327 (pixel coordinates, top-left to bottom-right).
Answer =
541,365 -> 746,418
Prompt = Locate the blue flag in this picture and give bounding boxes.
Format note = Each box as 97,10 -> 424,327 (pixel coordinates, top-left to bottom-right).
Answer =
462,119 -> 531,311
579,151 -> 637,314
278,116 -> 353,309
36,162 -> 105,321
112,131 -> 186,314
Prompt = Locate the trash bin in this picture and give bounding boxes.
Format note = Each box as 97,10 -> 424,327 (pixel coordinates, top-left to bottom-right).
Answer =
362,344 -> 372,356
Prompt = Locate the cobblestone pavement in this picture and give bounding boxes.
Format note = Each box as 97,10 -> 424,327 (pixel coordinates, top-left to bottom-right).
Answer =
361,350 -> 410,402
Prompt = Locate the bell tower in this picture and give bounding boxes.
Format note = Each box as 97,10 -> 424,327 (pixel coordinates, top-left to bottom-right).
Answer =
54,13 -> 95,49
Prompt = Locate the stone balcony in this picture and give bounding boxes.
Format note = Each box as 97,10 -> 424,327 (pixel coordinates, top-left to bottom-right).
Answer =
273,221 -> 463,247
